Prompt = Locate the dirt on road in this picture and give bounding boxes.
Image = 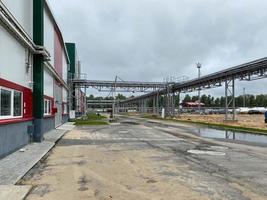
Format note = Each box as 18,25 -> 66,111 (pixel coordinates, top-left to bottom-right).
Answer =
22,130 -> 208,200
21,118 -> 267,200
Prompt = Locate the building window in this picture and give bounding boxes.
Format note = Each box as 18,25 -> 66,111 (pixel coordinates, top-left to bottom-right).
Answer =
44,99 -> 51,115
14,91 -> 22,116
0,87 -> 22,119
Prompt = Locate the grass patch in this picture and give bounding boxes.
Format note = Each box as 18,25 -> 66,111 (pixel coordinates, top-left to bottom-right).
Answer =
142,114 -> 267,135
74,113 -> 109,126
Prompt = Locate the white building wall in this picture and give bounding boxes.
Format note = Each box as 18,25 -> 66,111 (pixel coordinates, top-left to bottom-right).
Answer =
44,9 -> 54,66
62,51 -> 68,83
62,88 -> 68,103
0,25 -> 32,88
44,69 -> 54,97
2,0 -> 33,38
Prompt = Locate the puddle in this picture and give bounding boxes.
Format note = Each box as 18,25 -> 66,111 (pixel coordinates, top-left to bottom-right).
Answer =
187,149 -> 226,156
192,127 -> 267,145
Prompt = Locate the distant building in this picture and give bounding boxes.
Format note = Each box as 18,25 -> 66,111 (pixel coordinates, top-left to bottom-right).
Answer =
66,43 -> 86,115
181,101 -> 205,108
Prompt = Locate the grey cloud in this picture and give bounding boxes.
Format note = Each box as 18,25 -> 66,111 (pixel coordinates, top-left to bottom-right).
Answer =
48,0 -> 267,96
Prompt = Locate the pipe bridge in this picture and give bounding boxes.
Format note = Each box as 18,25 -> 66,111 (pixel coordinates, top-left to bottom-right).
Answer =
120,57 -> 267,121
72,77 -> 171,92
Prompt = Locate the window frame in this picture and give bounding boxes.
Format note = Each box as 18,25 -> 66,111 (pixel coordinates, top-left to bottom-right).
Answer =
0,86 -> 23,120
44,98 -> 52,116
13,90 -> 23,117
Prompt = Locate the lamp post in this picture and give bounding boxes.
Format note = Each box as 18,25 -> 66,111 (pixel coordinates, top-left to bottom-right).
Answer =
243,87 -> 246,107
112,76 -> 118,119
197,62 -> 202,114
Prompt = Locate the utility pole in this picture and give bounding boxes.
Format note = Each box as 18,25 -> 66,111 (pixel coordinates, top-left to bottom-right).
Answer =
197,62 -> 202,114
243,87 -> 246,107
112,76 -> 118,118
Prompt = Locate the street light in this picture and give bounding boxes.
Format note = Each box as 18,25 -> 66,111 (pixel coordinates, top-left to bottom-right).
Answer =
196,62 -> 202,114
243,87 -> 246,107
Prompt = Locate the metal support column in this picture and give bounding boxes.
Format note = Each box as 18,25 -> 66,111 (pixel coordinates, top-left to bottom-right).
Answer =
141,99 -> 144,113
33,0 -> 44,142
144,99 -> 147,113
171,92 -> 175,117
84,86 -> 87,114
153,96 -> 156,114
225,77 -> 237,122
156,92 -> 159,115
165,85 -> 170,117
177,92 -> 181,117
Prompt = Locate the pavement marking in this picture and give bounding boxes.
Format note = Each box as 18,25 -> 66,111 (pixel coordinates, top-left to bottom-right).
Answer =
187,150 -> 226,156
118,130 -> 129,133
110,123 -> 120,126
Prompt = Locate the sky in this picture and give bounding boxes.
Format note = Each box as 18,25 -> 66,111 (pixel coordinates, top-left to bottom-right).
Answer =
48,0 -> 267,97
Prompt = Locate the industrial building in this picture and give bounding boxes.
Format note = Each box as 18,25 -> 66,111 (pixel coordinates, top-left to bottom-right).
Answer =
0,0 -> 83,158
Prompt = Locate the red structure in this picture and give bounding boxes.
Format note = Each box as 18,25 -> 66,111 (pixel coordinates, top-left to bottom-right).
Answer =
181,101 -> 205,108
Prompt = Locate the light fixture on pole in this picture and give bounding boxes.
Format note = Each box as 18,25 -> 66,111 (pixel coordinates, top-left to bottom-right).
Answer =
196,62 -> 202,114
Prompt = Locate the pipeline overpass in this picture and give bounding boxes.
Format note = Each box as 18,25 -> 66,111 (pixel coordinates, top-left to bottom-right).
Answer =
87,99 -> 116,106
72,78 -> 171,92
119,57 -> 267,121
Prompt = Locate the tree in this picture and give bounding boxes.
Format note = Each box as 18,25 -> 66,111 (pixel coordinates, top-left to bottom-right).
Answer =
201,94 -> 208,106
256,94 -> 265,107
235,96 -> 243,107
116,93 -> 126,100
214,98 -> 220,107
87,94 -> 94,100
220,97 -> 226,107
183,94 -> 191,103
191,96 -> 199,102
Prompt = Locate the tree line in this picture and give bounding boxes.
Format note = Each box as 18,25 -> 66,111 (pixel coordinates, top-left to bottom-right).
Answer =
87,93 -> 267,108
87,94 -> 129,101
183,94 -> 267,107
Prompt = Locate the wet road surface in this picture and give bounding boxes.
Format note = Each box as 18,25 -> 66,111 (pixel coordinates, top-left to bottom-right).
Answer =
22,117 -> 267,200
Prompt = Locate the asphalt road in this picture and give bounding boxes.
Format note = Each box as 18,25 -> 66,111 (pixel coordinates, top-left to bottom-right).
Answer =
23,116 -> 267,200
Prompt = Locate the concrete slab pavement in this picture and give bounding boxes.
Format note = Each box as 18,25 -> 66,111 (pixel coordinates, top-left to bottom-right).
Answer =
0,122 -> 75,200
0,185 -> 32,200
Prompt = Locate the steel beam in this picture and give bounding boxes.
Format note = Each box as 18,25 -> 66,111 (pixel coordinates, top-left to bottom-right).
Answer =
121,57 -> 267,104
156,92 -> 159,115
153,96 -> 156,114
224,78 -> 237,122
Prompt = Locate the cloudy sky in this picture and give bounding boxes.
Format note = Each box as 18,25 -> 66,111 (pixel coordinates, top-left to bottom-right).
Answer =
48,0 -> 267,97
